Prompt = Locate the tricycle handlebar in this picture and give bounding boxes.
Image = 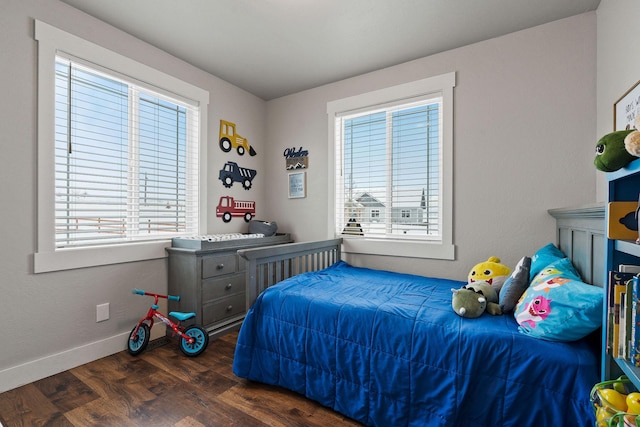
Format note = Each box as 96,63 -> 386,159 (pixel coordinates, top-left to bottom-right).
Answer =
132,289 -> 180,301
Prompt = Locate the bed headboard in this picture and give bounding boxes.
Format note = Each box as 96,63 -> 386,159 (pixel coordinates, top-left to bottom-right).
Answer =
548,203 -> 605,287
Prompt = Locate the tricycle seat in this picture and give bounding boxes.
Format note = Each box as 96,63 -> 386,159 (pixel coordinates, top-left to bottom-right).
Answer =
169,311 -> 196,321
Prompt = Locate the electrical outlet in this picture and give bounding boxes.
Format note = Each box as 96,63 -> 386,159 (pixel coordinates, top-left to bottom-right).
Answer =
96,303 -> 110,322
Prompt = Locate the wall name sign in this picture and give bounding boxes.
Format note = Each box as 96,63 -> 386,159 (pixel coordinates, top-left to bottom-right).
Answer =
283,146 -> 309,170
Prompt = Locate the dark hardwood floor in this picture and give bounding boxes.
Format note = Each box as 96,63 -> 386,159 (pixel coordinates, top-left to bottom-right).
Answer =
0,332 -> 363,426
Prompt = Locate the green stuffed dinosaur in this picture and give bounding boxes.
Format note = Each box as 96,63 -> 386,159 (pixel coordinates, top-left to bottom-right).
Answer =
451,282 -> 502,318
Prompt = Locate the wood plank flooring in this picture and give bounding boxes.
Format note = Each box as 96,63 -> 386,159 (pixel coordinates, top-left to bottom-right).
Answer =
0,332 -> 363,427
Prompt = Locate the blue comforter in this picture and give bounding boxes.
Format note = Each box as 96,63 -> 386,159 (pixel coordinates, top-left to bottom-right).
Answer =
233,261 -> 598,426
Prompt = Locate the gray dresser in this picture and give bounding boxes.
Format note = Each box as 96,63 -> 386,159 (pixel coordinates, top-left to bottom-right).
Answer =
166,233 -> 292,339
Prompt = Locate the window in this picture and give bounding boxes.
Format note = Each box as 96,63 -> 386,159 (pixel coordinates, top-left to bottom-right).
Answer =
54,57 -> 198,248
327,73 -> 455,260
35,21 -> 209,272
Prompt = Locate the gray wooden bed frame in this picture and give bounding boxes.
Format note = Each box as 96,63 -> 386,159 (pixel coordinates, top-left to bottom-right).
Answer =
238,238 -> 343,310
548,203 -> 605,287
238,204 -> 605,311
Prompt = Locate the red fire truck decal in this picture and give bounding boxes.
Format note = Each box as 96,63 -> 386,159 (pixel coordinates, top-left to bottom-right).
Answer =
216,196 -> 255,223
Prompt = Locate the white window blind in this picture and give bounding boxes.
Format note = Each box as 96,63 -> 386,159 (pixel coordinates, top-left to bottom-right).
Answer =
335,97 -> 442,241
54,56 -> 199,248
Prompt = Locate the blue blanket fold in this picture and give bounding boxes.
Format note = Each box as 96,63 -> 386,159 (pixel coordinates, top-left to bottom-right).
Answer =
233,261 -> 598,427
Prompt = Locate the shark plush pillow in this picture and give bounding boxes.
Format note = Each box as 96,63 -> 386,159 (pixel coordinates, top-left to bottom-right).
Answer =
467,256 -> 511,293
514,258 -> 602,342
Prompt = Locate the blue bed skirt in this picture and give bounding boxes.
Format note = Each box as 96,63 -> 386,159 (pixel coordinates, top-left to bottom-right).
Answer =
233,261 -> 598,426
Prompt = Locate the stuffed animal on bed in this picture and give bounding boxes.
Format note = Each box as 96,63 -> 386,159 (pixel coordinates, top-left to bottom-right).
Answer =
451,282 -> 502,318
467,256 -> 511,293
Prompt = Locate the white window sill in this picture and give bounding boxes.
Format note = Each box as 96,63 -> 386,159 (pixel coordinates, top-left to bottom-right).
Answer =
34,240 -> 171,273
341,237 -> 455,260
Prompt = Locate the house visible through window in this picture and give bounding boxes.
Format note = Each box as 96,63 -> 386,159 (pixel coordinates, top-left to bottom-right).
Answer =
327,72 -> 455,259
54,57 -> 199,248
335,98 -> 440,239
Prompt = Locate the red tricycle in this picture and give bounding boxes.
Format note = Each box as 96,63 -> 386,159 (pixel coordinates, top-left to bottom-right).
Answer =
128,289 -> 209,357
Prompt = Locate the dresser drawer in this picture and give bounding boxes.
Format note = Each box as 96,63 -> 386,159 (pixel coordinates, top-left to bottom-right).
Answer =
202,293 -> 246,324
202,274 -> 244,302
201,254 -> 237,278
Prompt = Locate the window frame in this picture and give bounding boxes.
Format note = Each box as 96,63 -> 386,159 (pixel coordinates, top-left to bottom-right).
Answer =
34,20 -> 209,273
327,73 -> 455,260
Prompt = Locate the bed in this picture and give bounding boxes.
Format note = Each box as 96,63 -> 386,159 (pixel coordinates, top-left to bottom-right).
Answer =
233,206 -> 604,426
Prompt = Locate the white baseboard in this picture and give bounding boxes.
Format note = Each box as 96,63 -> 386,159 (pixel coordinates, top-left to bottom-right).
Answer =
0,331 -> 129,394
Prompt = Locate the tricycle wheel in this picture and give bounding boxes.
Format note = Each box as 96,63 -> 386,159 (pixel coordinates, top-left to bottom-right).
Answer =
127,323 -> 150,356
180,325 -> 209,357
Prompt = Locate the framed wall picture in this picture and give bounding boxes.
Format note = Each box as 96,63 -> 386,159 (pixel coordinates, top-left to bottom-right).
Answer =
614,80 -> 640,131
288,171 -> 306,198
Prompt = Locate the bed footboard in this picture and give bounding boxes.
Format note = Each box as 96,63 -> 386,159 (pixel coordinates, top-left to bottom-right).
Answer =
239,238 -> 343,309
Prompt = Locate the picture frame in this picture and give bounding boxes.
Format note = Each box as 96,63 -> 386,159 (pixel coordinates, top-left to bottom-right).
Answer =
614,79 -> 640,131
288,171 -> 306,198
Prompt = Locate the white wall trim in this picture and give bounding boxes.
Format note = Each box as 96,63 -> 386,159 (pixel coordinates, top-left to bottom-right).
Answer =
34,240 -> 170,273
0,331 -> 129,393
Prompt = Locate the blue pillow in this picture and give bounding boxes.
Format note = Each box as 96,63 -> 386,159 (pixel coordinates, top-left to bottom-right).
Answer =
529,257 -> 581,288
529,243 -> 567,281
499,256 -> 531,313
514,259 -> 602,342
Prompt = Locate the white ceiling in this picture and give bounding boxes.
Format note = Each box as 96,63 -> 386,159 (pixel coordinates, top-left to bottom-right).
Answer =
59,0 -> 601,101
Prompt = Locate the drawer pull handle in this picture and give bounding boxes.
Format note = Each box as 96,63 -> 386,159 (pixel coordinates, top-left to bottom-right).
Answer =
226,305 -> 233,312
216,263 -> 225,270
225,283 -> 233,290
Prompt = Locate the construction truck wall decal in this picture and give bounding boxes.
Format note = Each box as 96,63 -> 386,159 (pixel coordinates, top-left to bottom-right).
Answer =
218,161 -> 257,190
219,120 -> 256,156
216,196 -> 255,223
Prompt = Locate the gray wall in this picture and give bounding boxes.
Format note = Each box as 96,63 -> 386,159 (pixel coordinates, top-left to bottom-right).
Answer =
263,12 -> 597,281
0,0 -> 267,391
2,0 -> 631,392
596,0 -> 640,201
